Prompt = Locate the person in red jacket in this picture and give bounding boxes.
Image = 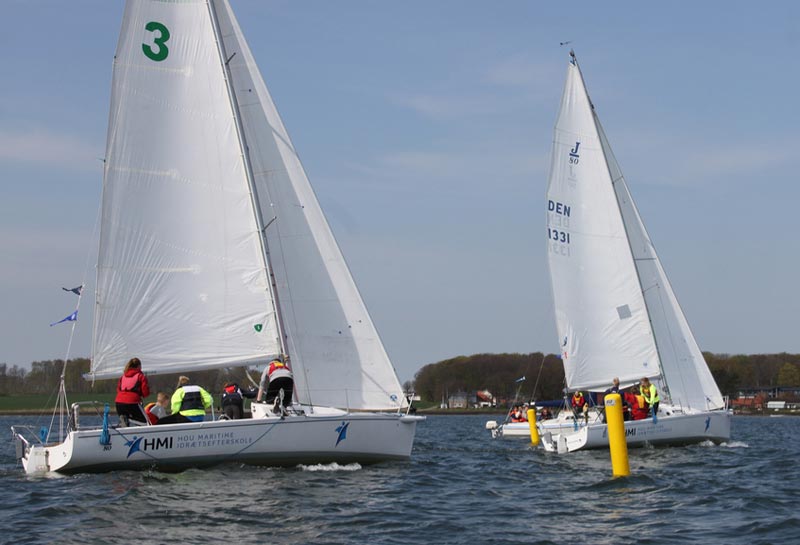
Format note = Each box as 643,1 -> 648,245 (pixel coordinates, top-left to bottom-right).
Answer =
623,388 -> 638,421
115,357 -> 150,426
571,391 -> 587,413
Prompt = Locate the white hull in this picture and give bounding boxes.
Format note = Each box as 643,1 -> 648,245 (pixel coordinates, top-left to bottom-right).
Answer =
490,411 -> 604,438
540,409 -> 731,453
14,407 -> 422,475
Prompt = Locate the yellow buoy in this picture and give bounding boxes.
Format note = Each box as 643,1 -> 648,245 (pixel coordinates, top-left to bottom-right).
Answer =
527,408 -> 539,446
604,393 -> 630,477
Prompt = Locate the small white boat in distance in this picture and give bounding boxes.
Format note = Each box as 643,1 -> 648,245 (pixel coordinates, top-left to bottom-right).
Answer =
13,0 -> 421,474
539,51 -> 731,453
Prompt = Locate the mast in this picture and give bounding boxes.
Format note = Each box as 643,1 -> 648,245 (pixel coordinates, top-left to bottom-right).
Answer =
207,0 -> 287,359
570,51 -> 671,399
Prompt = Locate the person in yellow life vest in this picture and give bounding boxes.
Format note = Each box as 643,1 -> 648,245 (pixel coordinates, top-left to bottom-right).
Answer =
156,376 -> 212,424
640,377 -> 660,420
257,356 -> 294,411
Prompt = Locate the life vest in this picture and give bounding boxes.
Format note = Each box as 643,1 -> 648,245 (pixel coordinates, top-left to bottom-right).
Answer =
144,402 -> 158,425
268,360 -> 293,381
641,384 -> 660,404
119,373 -> 142,394
222,384 -> 243,407
571,392 -> 585,408
179,385 -> 204,412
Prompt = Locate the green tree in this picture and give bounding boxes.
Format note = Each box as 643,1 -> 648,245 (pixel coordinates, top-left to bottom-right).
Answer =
777,363 -> 800,387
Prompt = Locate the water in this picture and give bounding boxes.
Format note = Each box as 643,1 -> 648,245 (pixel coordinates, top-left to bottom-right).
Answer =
2,415 -> 798,545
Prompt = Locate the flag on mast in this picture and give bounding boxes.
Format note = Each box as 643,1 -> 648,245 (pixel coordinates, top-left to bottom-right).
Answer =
62,285 -> 83,296
50,310 -> 78,327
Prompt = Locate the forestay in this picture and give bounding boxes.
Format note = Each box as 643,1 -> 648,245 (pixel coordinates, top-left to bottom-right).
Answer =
92,0 -> 281,379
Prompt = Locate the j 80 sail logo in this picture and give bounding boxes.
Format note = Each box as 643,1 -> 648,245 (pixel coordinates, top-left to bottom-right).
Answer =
568,142 -> 580,164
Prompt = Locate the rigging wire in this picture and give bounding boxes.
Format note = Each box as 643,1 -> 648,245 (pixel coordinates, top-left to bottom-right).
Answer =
45,179 -> 104,443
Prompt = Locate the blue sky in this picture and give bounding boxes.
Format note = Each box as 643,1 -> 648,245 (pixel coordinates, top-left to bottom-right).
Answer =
1,1 -> 798,383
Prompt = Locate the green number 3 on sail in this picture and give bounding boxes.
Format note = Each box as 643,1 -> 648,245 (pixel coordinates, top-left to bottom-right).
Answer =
142,21 -> 170,62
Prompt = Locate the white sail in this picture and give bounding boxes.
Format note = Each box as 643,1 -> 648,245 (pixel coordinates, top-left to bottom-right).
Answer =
546,54 -> 723,411
545,58 -> 661,391
91,0 -> 281,379
203,1 -> 405,410
597,121 -> 725,410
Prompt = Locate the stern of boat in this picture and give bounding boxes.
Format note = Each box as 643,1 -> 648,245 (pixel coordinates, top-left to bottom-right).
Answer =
12,427 -> 50,474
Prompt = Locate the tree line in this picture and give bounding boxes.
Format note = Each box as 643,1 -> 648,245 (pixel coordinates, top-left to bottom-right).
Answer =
412,352 -> 800,403
0,359 -> 253,399
2,352 -> 799,402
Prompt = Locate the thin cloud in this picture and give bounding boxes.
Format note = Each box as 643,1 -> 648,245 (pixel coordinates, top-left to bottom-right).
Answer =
686,146 -> 794,179
609,129 -> 796,187
0,128 -> 102,171
341,146 -> 548,192
485,56 -> 555,89
390,94 -> 502,119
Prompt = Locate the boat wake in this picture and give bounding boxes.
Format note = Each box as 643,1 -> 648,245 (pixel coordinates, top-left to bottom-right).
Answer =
298,462 -> 362,472
699,440 -> 749,449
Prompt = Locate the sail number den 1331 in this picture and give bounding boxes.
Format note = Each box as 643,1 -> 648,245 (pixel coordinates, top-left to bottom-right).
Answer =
142,21 -> 170,62
547,199 -> 572,256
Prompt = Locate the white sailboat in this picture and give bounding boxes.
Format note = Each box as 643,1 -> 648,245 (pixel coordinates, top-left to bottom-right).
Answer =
539,51 -> 731,453
12,0 -> 421,474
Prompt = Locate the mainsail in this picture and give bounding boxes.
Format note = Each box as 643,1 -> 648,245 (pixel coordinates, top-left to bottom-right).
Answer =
92,0 -> 405,411
545,53 -> 723,411
92,0 -> 281,378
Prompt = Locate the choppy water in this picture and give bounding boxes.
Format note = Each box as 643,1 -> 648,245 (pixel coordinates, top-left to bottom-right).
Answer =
2,415 -> 798,545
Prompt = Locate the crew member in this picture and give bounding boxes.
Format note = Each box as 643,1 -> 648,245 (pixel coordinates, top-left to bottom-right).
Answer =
257,357 -> 294,410
157,376 -> 212,424
221,382 -> 257,419
640,377 -> 660,418
144,391 -> 170,424
571,391 -> 587,413
115,357 -> 150,426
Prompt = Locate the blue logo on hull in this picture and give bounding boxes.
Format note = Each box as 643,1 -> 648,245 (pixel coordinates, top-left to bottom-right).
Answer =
125,436 -> 143,458
335,422 -> 349,447
704,417 -> 711,432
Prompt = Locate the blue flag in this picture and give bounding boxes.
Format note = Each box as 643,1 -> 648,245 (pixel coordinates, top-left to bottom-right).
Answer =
62,285 -> 83,296
50,310 -> 78,327
515,376 -> 526,383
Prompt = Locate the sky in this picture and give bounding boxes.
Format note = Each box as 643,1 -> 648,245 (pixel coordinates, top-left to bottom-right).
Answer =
1,1 -> 799,384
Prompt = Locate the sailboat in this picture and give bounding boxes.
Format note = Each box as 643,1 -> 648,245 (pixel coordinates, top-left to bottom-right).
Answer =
539,51 -> 731,453
12,0 -> 422,474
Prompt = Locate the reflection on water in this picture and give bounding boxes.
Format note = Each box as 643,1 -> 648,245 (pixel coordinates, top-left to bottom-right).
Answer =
2,415 -> 798,544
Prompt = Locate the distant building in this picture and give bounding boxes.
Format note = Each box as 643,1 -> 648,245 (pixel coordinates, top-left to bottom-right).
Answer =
476,390 -> 496,408
737,386 -> 800,401
448,391 -> 469,409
